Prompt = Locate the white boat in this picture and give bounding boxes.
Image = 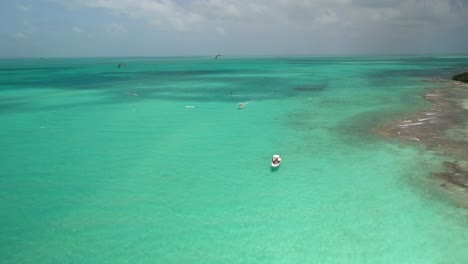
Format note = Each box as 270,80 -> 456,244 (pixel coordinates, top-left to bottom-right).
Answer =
271,154 -> 281,168
238,103 -> 245,109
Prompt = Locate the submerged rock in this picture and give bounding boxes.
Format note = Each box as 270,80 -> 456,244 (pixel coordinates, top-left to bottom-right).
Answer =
452,72 -> 468,84
434,162 -> 468,188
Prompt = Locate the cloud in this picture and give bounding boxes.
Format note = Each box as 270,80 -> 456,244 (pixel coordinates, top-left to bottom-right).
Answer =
105,23 -> 128,34
315,9 -> 339,25
44,0 -> 468,55
72,26 -> 84,33
215,26 -> 226,35
53,0 -> 201,32
14,32 -> 31,39
51,0 -> 467,34
16,4 -> 32,13
51,0 -> 353,33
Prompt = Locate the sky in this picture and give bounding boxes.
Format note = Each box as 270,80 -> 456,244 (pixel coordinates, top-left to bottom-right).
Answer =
0,0 -> 467,57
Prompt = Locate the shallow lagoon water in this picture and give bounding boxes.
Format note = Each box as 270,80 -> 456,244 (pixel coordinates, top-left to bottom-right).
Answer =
1,56 -> 468,263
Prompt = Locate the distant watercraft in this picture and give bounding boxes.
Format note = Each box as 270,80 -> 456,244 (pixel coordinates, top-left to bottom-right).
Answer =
238,103 -> 245,109
125,91 -> 138,96
117,63 -> 126,69
271,155 -> 281,168
215,54 -> 222,60
185,105 -> 195,109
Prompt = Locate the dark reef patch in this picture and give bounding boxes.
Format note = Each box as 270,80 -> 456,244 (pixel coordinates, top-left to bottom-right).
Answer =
376,76 -> 468,190
452,72 -> 468,83
434,162 -> 468,188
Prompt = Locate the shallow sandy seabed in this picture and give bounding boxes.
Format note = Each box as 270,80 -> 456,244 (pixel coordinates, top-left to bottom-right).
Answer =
462,99 -> 468,110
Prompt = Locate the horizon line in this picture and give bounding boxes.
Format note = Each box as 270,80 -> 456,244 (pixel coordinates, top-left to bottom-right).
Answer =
1,52 -> 468,59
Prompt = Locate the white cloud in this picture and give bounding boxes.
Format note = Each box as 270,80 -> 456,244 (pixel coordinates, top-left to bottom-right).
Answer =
50,0 -> 468,46
215,26 -> 226,35
72,26 -> 84,33
14,32 -> 31,39
54,0 -> 465,31
105,23 -> 128,34
52,0 -> 352,32
315,10 -> 339,25
368,7 -> 400,22
16,4 -> 32,13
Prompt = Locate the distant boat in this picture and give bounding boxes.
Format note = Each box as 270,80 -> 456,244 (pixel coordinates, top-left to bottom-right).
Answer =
238,103 -> 245,109
117,63 -> 126,69
271,155 -> 282,168
125,91 -> 138,96
215,54 -> 222,60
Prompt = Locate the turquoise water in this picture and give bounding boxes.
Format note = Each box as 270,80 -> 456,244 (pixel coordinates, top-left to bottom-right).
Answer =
1,56 -> 468,263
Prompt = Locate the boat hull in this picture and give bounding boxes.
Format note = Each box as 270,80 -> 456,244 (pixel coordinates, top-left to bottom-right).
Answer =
271,155 -> 281,168
271,162 -> 281,168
